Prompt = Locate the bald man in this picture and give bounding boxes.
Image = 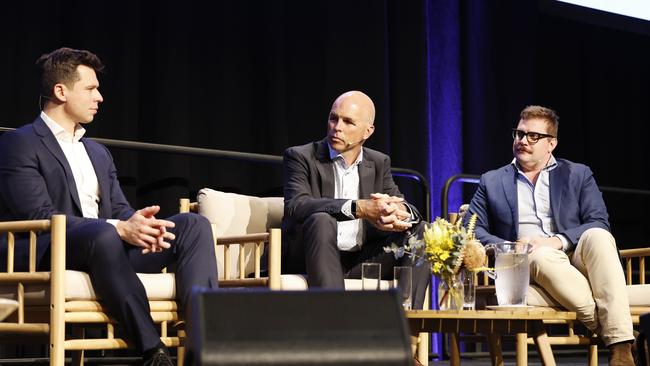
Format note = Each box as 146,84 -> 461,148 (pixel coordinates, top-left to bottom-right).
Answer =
281,91 -> 430,309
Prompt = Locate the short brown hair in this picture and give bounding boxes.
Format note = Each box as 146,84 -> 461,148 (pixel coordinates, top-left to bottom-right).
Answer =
36,47 -> 105,98
520,105 -> 559,137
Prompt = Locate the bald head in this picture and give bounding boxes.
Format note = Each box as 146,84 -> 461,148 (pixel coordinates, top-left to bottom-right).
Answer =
331,90 -> 375,126
327,90 -> 376,161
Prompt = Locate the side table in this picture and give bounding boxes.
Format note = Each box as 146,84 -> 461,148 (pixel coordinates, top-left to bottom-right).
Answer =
406,309 -> 577,366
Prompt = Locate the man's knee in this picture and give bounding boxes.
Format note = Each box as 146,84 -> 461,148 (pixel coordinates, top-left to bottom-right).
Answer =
529,246 -> 567,276
302,213 -> 338,252
77,222 -> 124,260
169,212 -> 213,252
303,212 -> 337,231
579,228 -> 616,252
302,213 -> 337,244
170,212 -> 210,232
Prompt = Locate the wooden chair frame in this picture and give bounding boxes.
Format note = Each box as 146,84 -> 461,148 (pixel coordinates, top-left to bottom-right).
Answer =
0,214 -> 184,366
179,198 -> 281,290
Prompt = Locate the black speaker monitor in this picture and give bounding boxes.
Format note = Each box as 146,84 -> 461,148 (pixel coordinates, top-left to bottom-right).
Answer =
190,289 -> 413,366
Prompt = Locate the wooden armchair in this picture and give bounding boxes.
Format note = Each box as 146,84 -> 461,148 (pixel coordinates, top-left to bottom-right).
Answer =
0,214 -> 185,366
179,191 -> 281,290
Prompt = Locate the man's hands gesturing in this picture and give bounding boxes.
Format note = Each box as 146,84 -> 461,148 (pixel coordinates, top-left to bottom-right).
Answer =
116,205 -> 176,254
355,193 -> 412,232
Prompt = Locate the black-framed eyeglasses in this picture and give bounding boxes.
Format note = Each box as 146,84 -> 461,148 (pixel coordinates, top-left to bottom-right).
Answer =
512,129 -> 555,144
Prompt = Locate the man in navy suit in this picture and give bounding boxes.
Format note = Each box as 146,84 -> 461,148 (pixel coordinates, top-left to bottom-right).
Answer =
0,47 -> 217,366
468,106 -> 634,365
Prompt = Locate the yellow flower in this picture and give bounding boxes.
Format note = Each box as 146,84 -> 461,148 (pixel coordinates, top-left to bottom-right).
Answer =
382,213 -> 487,278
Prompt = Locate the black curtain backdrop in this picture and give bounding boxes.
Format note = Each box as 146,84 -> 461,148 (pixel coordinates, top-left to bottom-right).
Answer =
1,0 -> 649,247
0,0 -> 430,216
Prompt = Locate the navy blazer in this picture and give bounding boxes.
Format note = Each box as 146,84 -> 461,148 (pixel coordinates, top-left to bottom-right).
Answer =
0,117 -> 135,266
468,158 -> 610,248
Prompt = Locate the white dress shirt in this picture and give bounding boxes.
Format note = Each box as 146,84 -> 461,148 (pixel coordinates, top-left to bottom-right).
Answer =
41,111 -> 101,219
328,144 -> 364,251
514,155 -> 570,251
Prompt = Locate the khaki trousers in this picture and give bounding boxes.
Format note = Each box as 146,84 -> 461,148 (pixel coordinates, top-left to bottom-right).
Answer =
528,228 -> 634,346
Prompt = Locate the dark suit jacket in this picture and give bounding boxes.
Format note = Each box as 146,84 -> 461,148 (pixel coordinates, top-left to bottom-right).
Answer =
0,117 -> 135,267
281,139 -> 420,271
468,158 -> 610,248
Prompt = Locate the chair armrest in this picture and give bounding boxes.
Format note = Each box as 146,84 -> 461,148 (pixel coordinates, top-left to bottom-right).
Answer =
178,198 -> 282,290
619,247 -> 650,285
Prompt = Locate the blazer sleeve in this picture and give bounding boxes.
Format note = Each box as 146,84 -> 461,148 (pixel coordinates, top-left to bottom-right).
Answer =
283,147 -> 349,223
377,154 -> 422,222
558,165 -> 610,245
468,173 -> 510,245
0,131 -> 95,227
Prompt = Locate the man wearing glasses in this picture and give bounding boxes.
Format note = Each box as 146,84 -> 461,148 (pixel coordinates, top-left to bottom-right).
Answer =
468,106 -> 634,366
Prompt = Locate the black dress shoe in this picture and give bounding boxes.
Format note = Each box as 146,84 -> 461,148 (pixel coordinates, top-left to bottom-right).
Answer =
143,346 -> 174,366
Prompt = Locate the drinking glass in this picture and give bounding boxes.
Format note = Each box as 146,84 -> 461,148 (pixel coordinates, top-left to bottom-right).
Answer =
393,266 -> 412,310
460,269 -> 476,310
362,263 -> 381,291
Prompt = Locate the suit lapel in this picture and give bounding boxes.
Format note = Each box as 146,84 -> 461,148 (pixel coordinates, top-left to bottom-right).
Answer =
34,119 -> 84,215
83,140 -> 112,219
549,161 -> 565,226
501,165 -> 519,230
314,140 -> 335,198
358,155 -> 375,198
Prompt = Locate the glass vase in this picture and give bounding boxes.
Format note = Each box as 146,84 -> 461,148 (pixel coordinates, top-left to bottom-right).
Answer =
437,273 -> 464,310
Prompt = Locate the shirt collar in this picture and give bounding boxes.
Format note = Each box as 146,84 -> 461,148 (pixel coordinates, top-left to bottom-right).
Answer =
327,142 -> 363,169
40,111 -> 86,143
512,155 -> 558,174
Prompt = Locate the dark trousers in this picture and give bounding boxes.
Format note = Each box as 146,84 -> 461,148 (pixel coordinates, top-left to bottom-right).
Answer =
41,212 -> 218,352
302,213 -> 430,309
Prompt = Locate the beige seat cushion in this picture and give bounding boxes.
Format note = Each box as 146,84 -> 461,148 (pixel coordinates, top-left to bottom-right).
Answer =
280,274 -> 391,291
527,283 -> 650,307
197,188 -> 283,279
0,270 -> 175,305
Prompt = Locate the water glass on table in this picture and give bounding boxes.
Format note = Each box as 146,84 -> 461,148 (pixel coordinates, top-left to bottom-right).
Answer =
460,269 -> 476,310
362,263 -> 381,291
393,266 -> 412,310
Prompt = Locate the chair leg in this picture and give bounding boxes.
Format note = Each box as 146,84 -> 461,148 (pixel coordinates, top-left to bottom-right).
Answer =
71,327 -> 85,366
71,350 -> 84,366
487,334 -> 504,366
532,329 -> 555,366
449,333 -> 460,366
588,342 -> 598,366
177,329 -> 186,366
516,333 -> 528,366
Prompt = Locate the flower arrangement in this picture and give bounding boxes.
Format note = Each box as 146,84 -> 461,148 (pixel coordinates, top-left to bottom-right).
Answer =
384,213 -> 488,309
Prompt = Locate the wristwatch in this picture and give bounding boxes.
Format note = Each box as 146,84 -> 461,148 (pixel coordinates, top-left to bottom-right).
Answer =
351,200 -> 358,218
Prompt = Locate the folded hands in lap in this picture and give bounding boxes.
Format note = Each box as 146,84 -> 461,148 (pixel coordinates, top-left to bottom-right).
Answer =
116,205 -> 176,254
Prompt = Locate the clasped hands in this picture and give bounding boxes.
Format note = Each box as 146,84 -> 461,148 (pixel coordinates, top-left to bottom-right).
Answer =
355,193 -> 412,232
116,205 -> 176,254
